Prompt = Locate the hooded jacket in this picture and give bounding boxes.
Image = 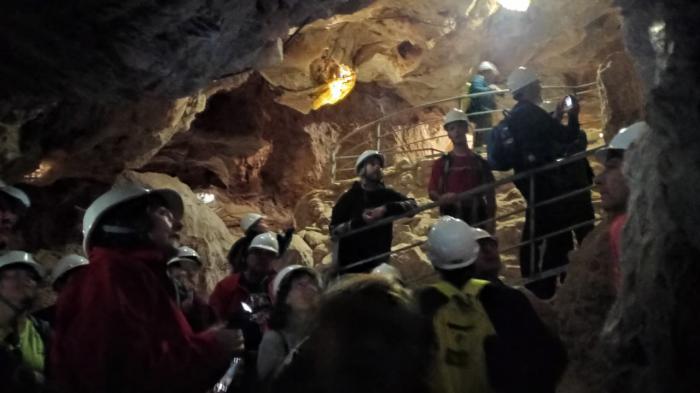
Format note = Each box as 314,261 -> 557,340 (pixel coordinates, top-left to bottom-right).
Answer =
50,247 -> 229,393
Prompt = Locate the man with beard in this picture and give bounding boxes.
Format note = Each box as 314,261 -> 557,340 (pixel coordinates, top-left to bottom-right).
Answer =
330,150 -> 417,274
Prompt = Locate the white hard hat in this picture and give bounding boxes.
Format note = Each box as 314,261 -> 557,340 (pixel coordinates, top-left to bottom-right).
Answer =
478,61 -> 499,75
0,180 -> 30,209
595,121 -> 650,162
507,66 -> 539,93
426,216 -> 480,270
166,246 -> 202,268
271,264 -> 319,301
82,185 -> 184,253
443,109 -> 470,128
355,150 -> 385,174
0,251 -> 44,279
473,227 -> 495,241
371,263 -> 403,281
50,254 -> 89,287
248,232 -> 280,255
241,213 -> 264,233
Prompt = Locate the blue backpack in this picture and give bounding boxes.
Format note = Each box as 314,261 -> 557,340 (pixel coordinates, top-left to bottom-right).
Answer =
487,111 -> 517,171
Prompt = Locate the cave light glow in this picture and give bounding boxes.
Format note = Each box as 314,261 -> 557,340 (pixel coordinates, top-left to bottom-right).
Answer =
497,0 -> 530,12
312,63 -> 357,110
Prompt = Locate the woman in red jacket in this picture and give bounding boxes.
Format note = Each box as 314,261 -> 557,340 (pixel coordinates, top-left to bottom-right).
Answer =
50,185 -> 243,393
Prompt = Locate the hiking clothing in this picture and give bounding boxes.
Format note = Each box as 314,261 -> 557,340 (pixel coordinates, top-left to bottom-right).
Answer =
330,181 -> 416,273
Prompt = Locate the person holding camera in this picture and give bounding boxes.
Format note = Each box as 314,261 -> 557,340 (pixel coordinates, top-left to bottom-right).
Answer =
504,67 -> 595,300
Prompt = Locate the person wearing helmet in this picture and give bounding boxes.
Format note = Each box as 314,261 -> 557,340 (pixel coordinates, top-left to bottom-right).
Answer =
227,212 -> 295,274
504,66 -> 595,299
0,181 -> 30,251
472,228 -> 503,283
330,150 -> 417,273
50,185 -> 243,393
210,231 -> 280,392
257,265 -> 320,384
0,251 -> 49,392
429,109 -> 496,233
416,217 -> 566,393
467,61 -> 502,152
33,254 -> 89,325
553,122 -> 648,392
270,274 -> 433,393
166,246 -> 216,332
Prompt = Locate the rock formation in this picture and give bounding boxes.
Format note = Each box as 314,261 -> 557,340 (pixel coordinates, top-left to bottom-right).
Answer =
601,2 -> 700,391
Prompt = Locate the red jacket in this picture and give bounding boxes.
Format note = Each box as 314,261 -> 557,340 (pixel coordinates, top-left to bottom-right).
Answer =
50,247 -> 229,393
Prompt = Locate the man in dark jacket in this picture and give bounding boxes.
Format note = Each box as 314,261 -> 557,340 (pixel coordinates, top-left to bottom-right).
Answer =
416,217 -> 566,393
330,150 -> 417,274
505,66 -> 595,299
227,213 -> 293,273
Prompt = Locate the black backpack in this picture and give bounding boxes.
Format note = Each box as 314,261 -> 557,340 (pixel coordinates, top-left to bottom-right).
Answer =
487,111 -> 517,171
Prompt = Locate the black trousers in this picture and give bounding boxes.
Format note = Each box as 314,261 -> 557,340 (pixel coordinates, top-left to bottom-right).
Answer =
470,114 -> 493,149
517,174 -> 594,299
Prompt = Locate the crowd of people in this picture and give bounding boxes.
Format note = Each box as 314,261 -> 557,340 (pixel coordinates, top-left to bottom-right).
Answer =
0,63 -> 648,393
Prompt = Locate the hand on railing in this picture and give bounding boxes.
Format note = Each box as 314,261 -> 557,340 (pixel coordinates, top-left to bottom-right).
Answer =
362,206 -> 387,223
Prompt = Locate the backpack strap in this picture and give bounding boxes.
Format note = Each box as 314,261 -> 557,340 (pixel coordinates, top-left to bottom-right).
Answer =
432,281 -> 467,301
438,152 -> 452,195
463,278 -> 490,298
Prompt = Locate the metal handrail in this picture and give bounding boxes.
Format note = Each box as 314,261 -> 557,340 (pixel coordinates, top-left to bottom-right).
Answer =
337,146 -> 601,240
334,81 -> 597,156
337,183 -> 596,273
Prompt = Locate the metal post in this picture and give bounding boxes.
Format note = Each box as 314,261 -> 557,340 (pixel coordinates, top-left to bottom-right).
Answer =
376,122 -> 381,151
529,173 -> 536,278
331,151 -> 337,183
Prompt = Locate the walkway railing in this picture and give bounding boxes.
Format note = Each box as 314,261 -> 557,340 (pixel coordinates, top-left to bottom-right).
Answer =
334,146 -> 603,287
330,81 -> 602,182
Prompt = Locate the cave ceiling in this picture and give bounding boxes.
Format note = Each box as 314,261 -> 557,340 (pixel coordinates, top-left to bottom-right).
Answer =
0,0 -> 624,197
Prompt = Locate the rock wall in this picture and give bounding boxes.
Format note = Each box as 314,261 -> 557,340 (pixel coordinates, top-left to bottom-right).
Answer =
602,1 -> 700,392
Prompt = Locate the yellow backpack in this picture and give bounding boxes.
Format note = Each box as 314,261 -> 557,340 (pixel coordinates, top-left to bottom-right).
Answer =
429,279 -> 495,393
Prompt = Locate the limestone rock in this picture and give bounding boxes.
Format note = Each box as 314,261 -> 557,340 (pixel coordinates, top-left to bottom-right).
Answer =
313,243 -> 330,266
281,234 -> 314,267
410,216 -> 436,237
390,243 -> 436,287
117,171 -> 235,292
303,230 -> 330,249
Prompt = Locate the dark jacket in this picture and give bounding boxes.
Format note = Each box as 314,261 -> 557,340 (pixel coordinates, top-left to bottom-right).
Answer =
508,101 -> 581,203
417,281 -> 567,393
228,229 -> 294,273
330,181 -> 417,273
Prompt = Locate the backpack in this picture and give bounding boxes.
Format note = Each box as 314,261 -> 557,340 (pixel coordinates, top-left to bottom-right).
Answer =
486,111 -> 517,171
437,152 -> 490,226
429,279 -> 496,393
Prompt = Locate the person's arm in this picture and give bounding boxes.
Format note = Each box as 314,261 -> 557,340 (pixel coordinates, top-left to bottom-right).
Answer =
480,285 -> 567,393
277,228 -> 294,255
383,189 -> 418,216
428,158 -> 444,202
481,161 -> 497,234
257,331 -> 287,382
329,192 -> 364,240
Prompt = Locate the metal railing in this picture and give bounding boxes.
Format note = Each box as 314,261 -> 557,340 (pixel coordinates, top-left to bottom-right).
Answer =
330,81 -> 602,182
334,146 -> 603,287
